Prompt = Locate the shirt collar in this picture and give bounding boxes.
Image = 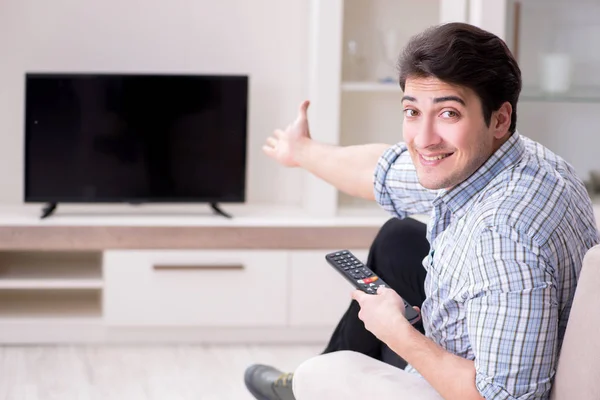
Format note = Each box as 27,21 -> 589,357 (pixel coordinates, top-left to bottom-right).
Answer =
435,131 -> 526,219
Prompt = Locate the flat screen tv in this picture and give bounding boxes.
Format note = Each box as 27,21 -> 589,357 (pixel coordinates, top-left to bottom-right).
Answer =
24,73 -> 248,216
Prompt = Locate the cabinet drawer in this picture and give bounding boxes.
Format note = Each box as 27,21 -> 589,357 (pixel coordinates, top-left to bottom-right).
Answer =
103,250 -> 288,326
289,249 -> 369,327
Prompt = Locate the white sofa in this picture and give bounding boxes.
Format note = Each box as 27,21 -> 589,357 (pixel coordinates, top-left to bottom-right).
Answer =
293,244 -> 600,399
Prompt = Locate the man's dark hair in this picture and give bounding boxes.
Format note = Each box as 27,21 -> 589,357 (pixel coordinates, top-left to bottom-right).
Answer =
398,22 -> 522,134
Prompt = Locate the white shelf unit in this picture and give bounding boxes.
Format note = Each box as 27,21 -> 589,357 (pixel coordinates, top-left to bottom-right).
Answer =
308,0 -> 600,216
470,0 -> 600,182
0,251 -> 103,320
306,0 -> 469,217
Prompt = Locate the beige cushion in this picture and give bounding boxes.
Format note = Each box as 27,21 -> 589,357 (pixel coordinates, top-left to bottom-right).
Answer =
551,244 -> 600,400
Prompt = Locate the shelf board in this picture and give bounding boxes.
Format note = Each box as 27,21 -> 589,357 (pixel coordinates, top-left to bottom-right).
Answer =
520,86 -> 600,104
341,81 -> 401,93
0,279 -> 102,290
0,316 -> 102,324
0,316 -> 104,343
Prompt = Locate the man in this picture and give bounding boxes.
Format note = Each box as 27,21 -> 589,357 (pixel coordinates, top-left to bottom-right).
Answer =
244,22 -> 599,399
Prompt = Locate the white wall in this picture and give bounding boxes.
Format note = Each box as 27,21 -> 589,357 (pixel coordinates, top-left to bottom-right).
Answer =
0,0 -> 308,206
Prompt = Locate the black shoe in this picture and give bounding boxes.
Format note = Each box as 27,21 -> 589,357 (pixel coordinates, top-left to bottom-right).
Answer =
244,364 -> 296,400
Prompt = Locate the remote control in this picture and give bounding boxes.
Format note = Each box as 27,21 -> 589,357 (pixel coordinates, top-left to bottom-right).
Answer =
325,250 -> 421,324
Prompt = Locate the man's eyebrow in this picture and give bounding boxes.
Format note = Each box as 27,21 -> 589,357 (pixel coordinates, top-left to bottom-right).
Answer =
433,96 -> 466,106
401,95 -> 466,106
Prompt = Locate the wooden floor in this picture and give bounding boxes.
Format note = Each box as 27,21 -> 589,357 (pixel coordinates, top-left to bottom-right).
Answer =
0,344 -> 323,400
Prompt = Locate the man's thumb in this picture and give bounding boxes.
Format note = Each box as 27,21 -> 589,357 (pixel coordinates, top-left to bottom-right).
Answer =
297,100 -> 310,121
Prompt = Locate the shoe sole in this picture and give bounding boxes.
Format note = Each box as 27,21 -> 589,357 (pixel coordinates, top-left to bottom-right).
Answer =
243,368 -> 272,400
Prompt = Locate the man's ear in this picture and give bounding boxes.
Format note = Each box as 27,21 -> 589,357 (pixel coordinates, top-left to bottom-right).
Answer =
492,102 -> 512,139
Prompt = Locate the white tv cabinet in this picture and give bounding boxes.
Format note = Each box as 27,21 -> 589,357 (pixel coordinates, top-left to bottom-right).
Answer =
0,198 -> 596,345
0,204 -> 398,344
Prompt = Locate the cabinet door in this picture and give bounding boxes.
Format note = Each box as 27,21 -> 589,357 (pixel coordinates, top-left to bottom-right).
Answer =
103,250 -> 289,327
288,249 -> 369,327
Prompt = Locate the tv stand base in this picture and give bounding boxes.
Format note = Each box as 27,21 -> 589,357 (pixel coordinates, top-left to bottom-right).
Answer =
38,202 -> 233,219
41,202 -> 57,219
210,203 -> 232,219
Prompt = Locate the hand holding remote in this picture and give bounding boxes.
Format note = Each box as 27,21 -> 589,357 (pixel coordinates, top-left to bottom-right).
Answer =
325,250 -> 421,324
351,284 -> 421,344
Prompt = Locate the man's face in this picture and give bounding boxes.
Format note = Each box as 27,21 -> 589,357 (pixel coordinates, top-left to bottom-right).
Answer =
402,76 -> 510,190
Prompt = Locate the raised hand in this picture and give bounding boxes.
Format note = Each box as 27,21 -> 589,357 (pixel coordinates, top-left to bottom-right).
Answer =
263,100 -> 311,167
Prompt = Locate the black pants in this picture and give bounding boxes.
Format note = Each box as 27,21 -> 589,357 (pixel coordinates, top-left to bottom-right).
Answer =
322,217 -> 430,369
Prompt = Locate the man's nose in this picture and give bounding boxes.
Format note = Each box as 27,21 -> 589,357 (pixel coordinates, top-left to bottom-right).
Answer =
413,119 -> 441,149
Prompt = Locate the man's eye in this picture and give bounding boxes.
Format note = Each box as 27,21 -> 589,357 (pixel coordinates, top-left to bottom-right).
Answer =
441,110 -> 458,118
404,109 -> 418,117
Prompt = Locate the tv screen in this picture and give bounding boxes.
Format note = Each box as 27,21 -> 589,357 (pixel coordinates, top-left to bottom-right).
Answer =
24,73 -> 248,204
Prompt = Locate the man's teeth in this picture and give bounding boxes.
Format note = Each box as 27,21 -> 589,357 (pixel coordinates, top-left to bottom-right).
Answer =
422,153 -> 450,161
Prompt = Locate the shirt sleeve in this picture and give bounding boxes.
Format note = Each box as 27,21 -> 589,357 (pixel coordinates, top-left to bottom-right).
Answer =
373,142 -> 437,218
468,225 -> 558,400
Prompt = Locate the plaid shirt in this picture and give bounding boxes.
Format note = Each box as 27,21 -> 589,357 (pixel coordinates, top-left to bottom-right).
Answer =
374,132 -> 599,399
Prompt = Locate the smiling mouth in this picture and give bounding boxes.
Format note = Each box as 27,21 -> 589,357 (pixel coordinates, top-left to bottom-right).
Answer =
421,153 -> 453,161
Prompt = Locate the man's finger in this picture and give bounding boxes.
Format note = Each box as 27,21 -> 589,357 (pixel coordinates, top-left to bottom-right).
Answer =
351,289 -> 365,303
262,145 -> 275,156
266,137 -> 277,148
376,285 -> 391,295
297,100 -> 310,121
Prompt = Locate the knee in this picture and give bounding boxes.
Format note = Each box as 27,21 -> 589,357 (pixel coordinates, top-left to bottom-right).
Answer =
373,217 -> 426,252
293,351 -> 360,399
293,354 -> 330,398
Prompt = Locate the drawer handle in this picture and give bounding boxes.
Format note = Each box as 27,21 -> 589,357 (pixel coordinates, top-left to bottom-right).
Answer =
153,264 -> 244,271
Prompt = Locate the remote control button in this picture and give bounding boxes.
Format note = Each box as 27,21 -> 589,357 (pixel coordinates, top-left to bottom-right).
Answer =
366,288 -> 375,294
361,276 -> 379,284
